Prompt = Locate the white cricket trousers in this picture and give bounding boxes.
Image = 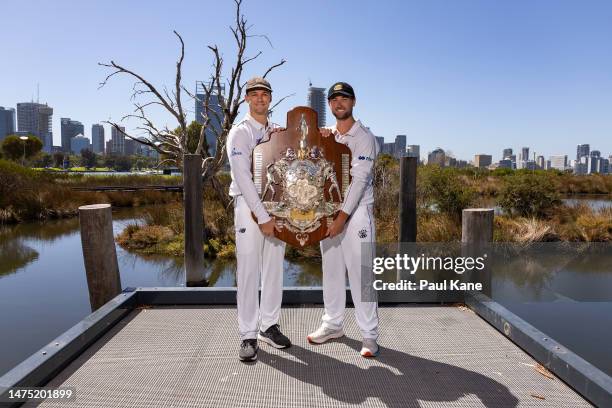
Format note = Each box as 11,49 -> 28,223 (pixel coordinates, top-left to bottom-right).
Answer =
320,204 -> 379,339
234,195 -> 286,340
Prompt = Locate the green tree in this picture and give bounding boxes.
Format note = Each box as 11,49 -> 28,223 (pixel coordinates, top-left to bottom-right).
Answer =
34,152 -> 53,168
80,149 -> 97,169
1,135 -> 43,162
174,121 -> 209,155
113,156 -> 132,172
52,152 -> 65,168
419,165 -> 476,221
498,173 -> 561,218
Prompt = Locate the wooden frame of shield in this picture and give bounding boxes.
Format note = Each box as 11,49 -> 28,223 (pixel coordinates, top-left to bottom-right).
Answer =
251,106 -> 351,247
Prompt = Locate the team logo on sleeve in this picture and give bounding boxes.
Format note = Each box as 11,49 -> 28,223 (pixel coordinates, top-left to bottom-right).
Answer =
358,228 -> 368,238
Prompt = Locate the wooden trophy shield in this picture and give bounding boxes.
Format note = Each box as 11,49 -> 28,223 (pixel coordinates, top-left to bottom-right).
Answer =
252,106 -> 351,247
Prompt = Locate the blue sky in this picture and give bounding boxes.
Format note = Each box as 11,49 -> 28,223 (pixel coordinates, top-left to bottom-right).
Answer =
2,0 -> 611,161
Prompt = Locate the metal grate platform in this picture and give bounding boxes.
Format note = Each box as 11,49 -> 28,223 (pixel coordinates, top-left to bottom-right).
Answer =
25,306 -> 591,407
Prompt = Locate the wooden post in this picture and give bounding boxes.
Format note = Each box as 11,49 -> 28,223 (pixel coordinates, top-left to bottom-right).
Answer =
461,208 -> 494,244
462,208 -> 494,297
399,156 -> 417,242
79,204 -> 121,311
183,154 -> 205,285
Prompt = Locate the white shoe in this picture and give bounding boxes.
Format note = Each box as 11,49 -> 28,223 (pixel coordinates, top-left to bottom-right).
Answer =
307,325 -> 344,344
360,338 -> 379,357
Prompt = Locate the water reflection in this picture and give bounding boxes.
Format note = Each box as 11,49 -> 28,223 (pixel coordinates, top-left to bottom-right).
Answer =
0,239 -> 38,277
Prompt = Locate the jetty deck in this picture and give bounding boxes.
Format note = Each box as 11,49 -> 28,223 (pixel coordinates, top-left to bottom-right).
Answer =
4,287 -> 606,407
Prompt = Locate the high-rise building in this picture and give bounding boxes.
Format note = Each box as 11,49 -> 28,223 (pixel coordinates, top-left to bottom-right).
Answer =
307,85 -> 326,127
382,142 -> 395,156
60,118 -> 84,153
195,81 -> 225,157
394,135 -> 406,158
474,154 -> 492,168
111,125 -> 126,155
70,134 -> 91,154
536,155 -> 545,169
124,138 -> 137,156
549,155 -> 568,171
576,144 -> 590,161
502,148 -> 513,159
91,124 -> 105,154
406,145 -> 420,159
590,150 -> 601,158
428,148 -> 446,166
0,106 -> 16,142
17,102 -> 53,152
375,136 -> 384,154
599,158 -> 610,174
498,159 -> 512,169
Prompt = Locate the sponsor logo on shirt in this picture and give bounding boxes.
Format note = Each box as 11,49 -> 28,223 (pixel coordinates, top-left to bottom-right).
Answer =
231,147 -> 242,156
358,155 -> 373,161
358,228 -> 368,238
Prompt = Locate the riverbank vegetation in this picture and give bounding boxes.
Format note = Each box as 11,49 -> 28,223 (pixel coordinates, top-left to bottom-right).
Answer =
0,159 -> 181,224
116,155 -> 610,260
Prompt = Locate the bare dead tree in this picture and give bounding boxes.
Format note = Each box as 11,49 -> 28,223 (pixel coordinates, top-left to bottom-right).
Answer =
98,0 -> 286,205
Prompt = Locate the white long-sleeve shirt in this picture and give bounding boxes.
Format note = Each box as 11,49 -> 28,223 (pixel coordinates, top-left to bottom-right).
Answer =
227,113 -> 278,224
331,120 -> 379,215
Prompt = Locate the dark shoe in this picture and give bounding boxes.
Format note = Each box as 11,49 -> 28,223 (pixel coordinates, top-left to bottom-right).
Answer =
239,339 -> 258,361
258,324 -> 291,349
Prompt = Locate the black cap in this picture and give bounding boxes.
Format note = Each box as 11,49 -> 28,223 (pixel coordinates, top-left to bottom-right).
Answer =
327,82 -> 355,99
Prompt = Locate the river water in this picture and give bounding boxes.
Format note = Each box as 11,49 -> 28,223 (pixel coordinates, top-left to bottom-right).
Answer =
0,200 -> 610,379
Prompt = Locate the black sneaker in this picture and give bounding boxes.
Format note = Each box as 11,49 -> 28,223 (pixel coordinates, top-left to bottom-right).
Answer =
258,324 -> 291,349
239,339 -> 258,361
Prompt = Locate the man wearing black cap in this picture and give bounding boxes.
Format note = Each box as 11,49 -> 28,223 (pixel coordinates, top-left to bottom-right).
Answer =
307,82 -> 380,357
227,76 -> 291,362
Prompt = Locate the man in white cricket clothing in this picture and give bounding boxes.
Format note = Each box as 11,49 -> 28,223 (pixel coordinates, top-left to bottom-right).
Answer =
307,82 -> 380,357
227,77 -> 291,362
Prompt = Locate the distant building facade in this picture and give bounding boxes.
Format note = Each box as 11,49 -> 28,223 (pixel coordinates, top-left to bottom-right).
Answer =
474,154 -> 492,168
307,86 -> 326,127
0,106 -> 16,142
17,102 -> 53,152
60,118 -> 84,153
91,124 -> 105,154
195,81 -> 225,157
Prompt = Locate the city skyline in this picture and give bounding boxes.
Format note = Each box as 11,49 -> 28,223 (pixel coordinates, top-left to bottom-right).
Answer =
2,0 -> 612,160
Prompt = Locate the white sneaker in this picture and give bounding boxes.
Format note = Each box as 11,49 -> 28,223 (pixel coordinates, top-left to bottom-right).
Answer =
360,338 -> 379,357
307,325 -> 344,344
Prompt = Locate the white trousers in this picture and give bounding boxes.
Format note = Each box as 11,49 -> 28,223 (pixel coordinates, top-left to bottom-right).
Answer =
320,204 -> 379,339
234,196 -> 286,340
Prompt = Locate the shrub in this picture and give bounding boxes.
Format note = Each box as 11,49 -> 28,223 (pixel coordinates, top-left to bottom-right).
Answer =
497,173 -> 561,218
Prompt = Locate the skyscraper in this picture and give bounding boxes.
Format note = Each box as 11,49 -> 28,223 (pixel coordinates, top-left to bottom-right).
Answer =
375,136 -> 384,154
428,148 -> 446,166
502,148 -> 513,159
407,145 -> 420,159
91,124 -> 105,154
111,125 -> 126,155
70,134 -> 91,154
394,135 -> 406,158
549,155 -> 568,170
474,154 -> 492,168
0,106 -> 16,142
576,144 -> 590,161
195,81 -> 225,157
17,102 -> 53,152
536,155 -> 545,169
60,118 -> 84,153
307,85 -> 326,127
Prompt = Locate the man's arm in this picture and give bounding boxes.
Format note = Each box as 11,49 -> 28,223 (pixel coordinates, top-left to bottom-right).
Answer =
227,127 -> 271,224
341,131 -> 377,216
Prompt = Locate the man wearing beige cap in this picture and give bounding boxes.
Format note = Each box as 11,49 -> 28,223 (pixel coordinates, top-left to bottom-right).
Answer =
227,77 -> 291,362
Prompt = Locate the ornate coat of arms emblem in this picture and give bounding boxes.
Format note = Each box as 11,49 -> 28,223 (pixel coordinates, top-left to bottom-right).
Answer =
252,107 -> 351,247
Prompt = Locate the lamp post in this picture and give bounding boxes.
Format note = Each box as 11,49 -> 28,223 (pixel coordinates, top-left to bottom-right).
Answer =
19,136 -> 28,166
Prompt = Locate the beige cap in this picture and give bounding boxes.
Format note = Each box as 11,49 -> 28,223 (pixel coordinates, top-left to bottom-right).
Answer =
246,76 -> 272,93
